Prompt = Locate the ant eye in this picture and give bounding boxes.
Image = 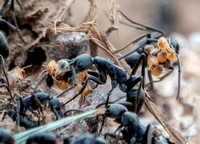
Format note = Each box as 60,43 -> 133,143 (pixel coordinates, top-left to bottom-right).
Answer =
78,62 -> 83,68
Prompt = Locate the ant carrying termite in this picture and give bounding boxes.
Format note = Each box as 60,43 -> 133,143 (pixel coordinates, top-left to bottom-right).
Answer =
116,11 -> 181,99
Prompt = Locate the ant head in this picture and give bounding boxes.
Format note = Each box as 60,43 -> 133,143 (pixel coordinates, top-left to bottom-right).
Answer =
95,137 -> 107,144
73,134 -> 95,144
34,92 -> 50,103
72,54 -> 93,73
157,37 -> 169,51
144,45 -> 155,55
10,66 -> 26,80
0,128 -> 14,144
63,135 -> 73,144
26,133 -> 57,144
105,104 -> 127,119
150,64 -> 163,76
46,60 -> 57,75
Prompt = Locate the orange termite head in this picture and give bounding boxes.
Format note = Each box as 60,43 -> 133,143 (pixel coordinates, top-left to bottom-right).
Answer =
11,66 -> 26,79
158,37 -> 169,51
147,56 -> 158,68
150,64 -> 163,76
29,114 -> 38,121
166,47 -> 176,61
47,60 -> 57,75
144,45 -> 155,55
157,51 -> 167,63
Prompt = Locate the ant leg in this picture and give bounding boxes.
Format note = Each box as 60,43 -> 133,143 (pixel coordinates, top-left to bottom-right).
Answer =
131,53 -> 146,76
131,53 -> 146,88
57,65 -> 77,98
147,69 -> 154,91
125,76 -> 142,92
105,79 -> 117,106
62,78 -> 90,106
118,10 -> 164,35
124,53 -> 146,92
10,0 -> 27,45
146,67 -> 174,90
15,0 -> 24,10
0,19 -> 16,30
0,84 -> 13,110
114,124 -> 123,133
1,110 -> 8,121
119,38 -> 158,60
87,70 -> 99,77
79,95 -> 85,108
135,78 -> 144,113
62,74 -> 106,106
143,124 -> 153,144
115,129 -> 123,144
115,33 -> 151,53
31,110 -> 40,125
16,96 -> 21,132
64,109 -> 84,116
104,132 -> 123,140
176,55 -> 181,99
52,108 -> 60,120
98,115 -> 106,136
0,55 -> 10,87
0,0 -> 9,16
32,73 -> 48,94
0,83 -> 13,100
119,42 -> 147,60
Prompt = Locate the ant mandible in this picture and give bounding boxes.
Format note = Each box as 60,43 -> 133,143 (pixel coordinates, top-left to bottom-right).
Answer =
115,11 -> 181,99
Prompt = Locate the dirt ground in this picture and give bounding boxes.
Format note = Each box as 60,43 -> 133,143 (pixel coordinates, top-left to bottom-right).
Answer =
0,0 -> 199,144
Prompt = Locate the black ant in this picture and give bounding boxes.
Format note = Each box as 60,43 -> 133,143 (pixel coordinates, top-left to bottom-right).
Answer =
61,54 -> 145,108
115,11 -> 181,99
26,133 -> 107,144
2,90 -> 68,130
72,134 -> 107,144
0,128 -> 15,144
1,104 -> 39,130
102,104 -> 168,144
19,91 -> 67,121
96,81 -> 145,136
26,133 -> 58,144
